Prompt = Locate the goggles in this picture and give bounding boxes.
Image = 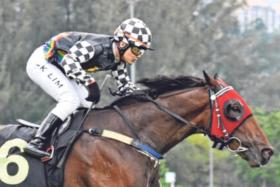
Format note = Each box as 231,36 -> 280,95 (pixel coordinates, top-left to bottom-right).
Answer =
131,46 -> 145,57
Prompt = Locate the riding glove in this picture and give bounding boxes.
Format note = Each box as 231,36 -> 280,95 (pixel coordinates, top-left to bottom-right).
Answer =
118,82 -> 139,96
86,81 -> 100,103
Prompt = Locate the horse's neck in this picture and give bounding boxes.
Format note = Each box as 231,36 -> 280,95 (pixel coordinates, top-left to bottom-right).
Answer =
84,88 -> 210,154
134,88 -> 210,154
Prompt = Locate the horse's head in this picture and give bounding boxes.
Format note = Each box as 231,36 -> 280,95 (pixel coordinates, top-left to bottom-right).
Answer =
203,71 -> 274,167
123,72 -> 273,167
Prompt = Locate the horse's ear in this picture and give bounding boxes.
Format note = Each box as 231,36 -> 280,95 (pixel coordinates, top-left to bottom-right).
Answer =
203,70 -> 211,85
203,70 -> 218,87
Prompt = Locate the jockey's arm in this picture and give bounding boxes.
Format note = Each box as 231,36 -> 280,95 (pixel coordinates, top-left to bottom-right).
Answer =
60,41 -> 96,86
111,62 -> 139,95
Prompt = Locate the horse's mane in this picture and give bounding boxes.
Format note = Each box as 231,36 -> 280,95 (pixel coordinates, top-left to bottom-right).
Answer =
138,75 -> 205,95
109,75 -> 206,107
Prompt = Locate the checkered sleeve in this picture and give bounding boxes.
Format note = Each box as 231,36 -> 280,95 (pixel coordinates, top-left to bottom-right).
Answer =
61,41 -> 96,86
111,62 -> 139,94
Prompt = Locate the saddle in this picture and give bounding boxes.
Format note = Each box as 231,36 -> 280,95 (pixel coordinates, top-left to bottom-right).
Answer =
0,108 -> 87,187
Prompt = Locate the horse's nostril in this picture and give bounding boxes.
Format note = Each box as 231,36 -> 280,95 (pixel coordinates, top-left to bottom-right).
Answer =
261,148 -> 274,161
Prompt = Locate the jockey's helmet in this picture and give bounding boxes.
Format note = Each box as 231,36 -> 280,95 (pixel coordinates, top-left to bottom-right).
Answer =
114,18 -> 152,50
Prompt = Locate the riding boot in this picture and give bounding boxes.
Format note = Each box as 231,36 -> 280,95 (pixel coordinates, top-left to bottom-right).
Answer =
24,113 -> 63,158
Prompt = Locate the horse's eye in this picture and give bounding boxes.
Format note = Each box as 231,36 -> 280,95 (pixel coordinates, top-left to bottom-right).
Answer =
223,100 -> 244,121
231,103 -> 241,111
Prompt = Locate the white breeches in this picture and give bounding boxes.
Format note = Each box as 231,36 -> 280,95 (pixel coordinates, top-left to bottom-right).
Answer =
26,46 -> 92,121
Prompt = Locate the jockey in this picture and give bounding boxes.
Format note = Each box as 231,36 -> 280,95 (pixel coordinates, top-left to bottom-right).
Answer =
24,18 -> 153,158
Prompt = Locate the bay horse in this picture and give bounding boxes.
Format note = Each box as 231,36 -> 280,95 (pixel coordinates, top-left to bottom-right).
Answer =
62,72 -> 273,187
0,72 -> 274,187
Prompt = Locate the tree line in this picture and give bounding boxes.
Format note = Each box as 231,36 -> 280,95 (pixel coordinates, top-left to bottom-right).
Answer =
0,0 -> 280,186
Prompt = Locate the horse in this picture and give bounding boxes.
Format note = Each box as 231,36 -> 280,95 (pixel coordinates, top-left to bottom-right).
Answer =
59,72 -> 273,187
0,72 -> 274,187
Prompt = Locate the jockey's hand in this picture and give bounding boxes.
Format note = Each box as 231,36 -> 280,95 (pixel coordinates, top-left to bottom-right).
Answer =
121,87 -> 135,96
109,87 -> 146,97
86,81 -> 100,103
118,82 -> 139,96
127,89 -> 147,96
109,88 -> 127,96
109,87 -> 133,96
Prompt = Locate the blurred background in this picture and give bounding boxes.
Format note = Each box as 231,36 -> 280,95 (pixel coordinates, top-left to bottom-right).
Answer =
0,0 -> 280,186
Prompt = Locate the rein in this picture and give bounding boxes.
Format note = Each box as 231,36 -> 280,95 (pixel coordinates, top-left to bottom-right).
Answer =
143,83 -> 252,153
113,105 -> 140,140
84,80 -> 252,162
144,95 -> 191,125
84,90 -> 201,161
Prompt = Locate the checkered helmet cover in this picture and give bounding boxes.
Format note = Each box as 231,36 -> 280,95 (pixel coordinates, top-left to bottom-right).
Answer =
114,18 -> 152,49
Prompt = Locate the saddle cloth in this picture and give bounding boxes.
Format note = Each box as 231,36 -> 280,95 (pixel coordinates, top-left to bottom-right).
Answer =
0,109 -> 86,187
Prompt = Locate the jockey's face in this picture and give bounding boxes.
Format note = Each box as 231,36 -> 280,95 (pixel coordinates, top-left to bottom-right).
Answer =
122,47 -> 142,64
115,41 -> 144,64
